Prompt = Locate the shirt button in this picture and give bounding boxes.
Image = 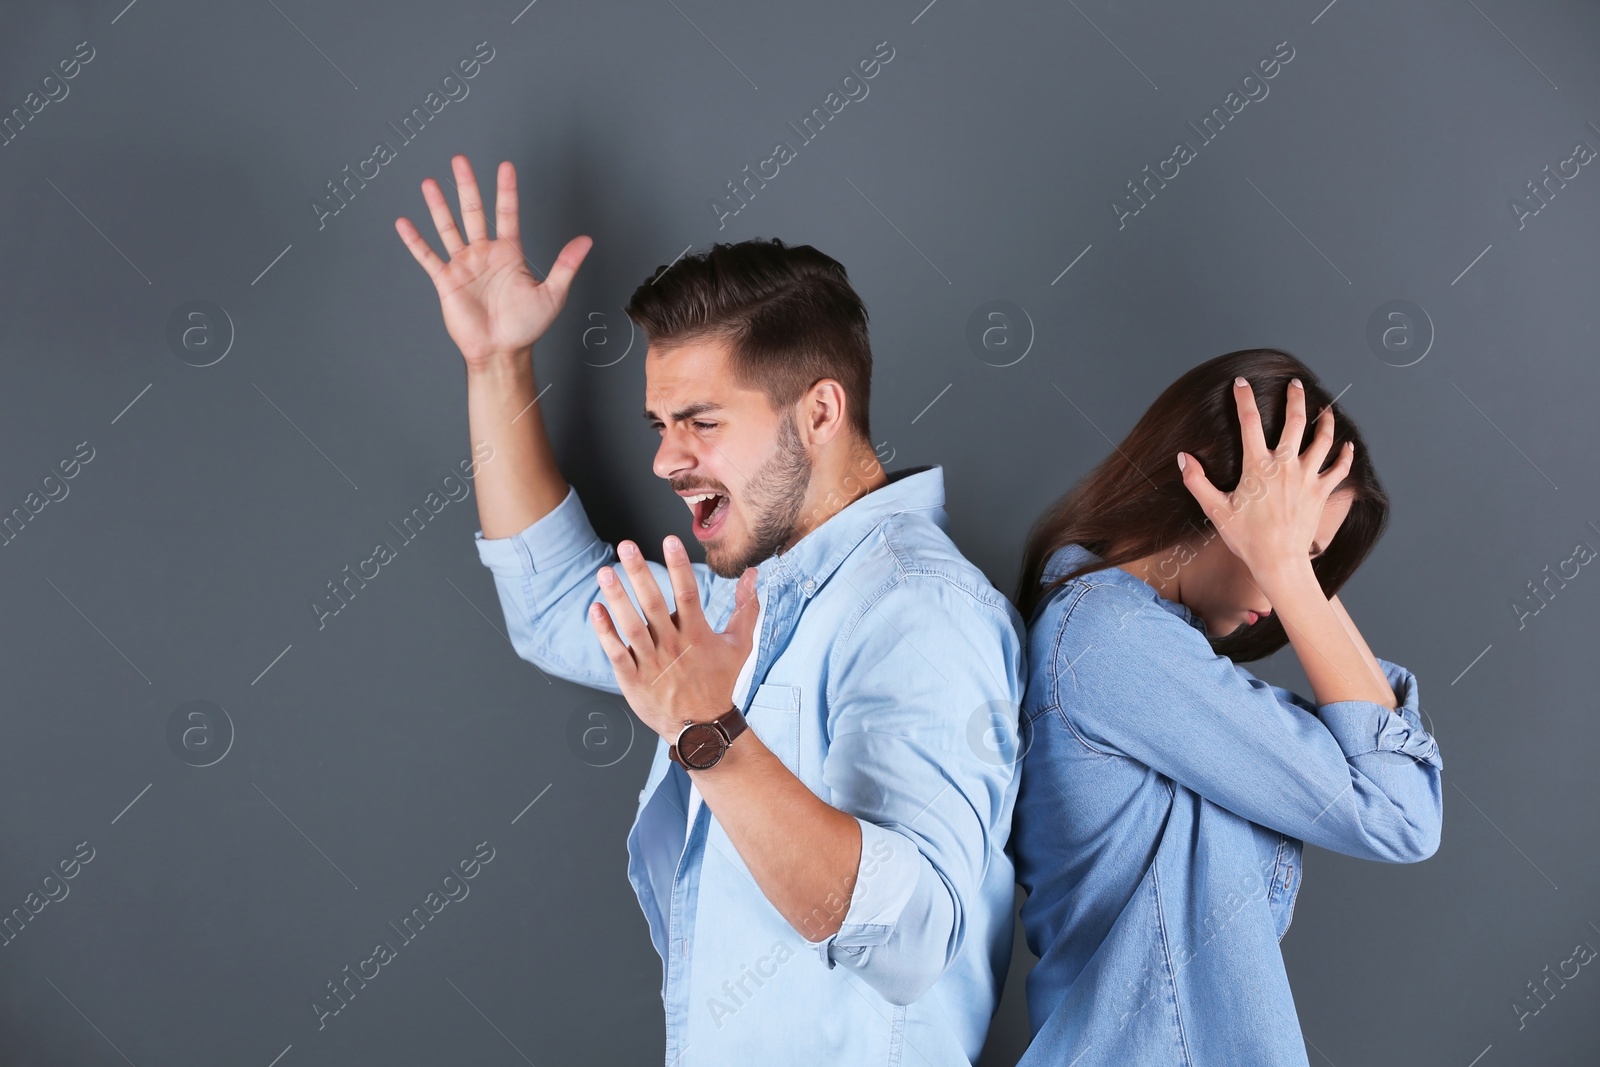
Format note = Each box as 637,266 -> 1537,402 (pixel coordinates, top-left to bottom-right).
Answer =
802,579 -> 816,596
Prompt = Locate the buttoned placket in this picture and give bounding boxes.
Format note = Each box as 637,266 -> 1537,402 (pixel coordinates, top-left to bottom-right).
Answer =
659,564 -> 805,1065
662,798 -> 710,1066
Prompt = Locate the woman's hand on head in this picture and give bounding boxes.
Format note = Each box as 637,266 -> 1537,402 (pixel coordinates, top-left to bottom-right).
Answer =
1175,376 -> 1354,582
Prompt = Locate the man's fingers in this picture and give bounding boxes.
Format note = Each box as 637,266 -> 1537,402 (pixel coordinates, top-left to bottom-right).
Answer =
420,177 -> 466,256
543,234 -> 594,303
596,566 -> 652,649
495,160 -> 521,245
616,541 -> 674,635
661,536 -> 707,632
724,569 -> 762,644
588,603 -> 637,675
452,154 -> 489,243
394,217 -> 446,281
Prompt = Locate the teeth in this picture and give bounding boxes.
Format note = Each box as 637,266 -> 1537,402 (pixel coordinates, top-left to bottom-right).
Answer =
682,491 -> 727,531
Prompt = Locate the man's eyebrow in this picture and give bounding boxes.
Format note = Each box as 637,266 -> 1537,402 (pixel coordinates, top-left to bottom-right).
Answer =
643,402 -> 723,423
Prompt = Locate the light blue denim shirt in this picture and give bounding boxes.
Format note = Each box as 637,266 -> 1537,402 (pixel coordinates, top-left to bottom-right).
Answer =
474,466 -> 1025,1066
1012,544 -> 1443,1067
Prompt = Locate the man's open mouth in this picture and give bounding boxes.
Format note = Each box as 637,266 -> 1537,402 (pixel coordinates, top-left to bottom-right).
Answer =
683,491 -> 730,532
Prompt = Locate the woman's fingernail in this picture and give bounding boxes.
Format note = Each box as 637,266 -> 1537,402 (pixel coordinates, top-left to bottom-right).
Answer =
1290,378 -> 1302,388
1234,376 -> 1247,387
1176,452 -> 1187,471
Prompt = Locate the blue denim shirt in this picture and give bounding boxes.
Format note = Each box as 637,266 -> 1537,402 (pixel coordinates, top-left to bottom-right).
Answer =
474,466 -> 1025,1066
1012,544 -> 1443,1067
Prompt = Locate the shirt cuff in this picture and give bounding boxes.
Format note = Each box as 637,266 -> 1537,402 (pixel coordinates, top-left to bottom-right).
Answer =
1317,658 -> 1441,768
802,819 -> 922,967
473,485 -> 595,577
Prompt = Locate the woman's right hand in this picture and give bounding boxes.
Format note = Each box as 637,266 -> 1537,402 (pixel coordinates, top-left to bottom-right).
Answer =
1176,376 -> 1354,581
395,154 -> 592,369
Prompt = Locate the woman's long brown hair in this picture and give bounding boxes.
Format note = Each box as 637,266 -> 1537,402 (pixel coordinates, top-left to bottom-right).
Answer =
1014,349 -> 1390,663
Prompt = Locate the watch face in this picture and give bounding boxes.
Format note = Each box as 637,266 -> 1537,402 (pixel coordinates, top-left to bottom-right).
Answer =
677,723 -> 726,770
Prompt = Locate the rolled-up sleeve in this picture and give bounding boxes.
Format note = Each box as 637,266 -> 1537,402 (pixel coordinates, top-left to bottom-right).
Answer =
1272,655 -> 1443,859
802,574 -> 1024,1006
473,486 -> 738,691
1058,583 -> 1443,864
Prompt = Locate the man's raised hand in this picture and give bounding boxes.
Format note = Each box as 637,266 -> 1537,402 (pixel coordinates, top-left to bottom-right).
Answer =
396,154 -> 592,367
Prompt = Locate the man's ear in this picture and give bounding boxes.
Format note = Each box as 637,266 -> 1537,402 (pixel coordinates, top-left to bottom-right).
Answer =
800,378 -> 848,446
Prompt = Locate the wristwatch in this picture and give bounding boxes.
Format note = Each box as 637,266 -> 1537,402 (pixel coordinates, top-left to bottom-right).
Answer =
669,706 -> 747,770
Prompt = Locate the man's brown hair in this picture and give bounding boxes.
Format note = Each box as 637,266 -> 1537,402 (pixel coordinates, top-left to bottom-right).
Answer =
625,238 -> 873,441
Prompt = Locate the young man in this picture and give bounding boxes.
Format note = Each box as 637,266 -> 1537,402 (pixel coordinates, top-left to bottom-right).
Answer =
396,154 -> 1025,1066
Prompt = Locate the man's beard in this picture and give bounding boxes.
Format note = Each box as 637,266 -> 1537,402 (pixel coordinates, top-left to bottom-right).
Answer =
705,410 -> 813,578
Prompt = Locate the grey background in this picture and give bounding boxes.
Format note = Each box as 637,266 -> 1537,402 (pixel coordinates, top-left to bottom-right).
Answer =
0,0 -> 1595,1064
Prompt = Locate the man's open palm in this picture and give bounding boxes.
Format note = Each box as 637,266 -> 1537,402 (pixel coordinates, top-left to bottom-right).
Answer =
396,154 -> 591,367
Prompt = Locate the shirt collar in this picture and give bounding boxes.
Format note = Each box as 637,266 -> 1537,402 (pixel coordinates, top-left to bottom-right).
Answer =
1042,542 -> 1207,633
758,464 -> 945,594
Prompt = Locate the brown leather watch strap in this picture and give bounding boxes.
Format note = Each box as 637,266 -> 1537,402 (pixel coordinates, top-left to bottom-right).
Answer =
713,705 -> 747,744
668,705 -> 745,769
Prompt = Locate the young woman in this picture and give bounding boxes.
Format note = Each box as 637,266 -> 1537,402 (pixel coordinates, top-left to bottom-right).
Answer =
1010,349 -> 1442,1066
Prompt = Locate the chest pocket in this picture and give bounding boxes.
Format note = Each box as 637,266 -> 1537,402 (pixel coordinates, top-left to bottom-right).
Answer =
744,682 -> 801,779
1267,834 -> 1304,939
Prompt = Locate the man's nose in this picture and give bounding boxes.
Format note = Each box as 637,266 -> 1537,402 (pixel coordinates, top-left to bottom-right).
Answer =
653,426 -> 694,480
